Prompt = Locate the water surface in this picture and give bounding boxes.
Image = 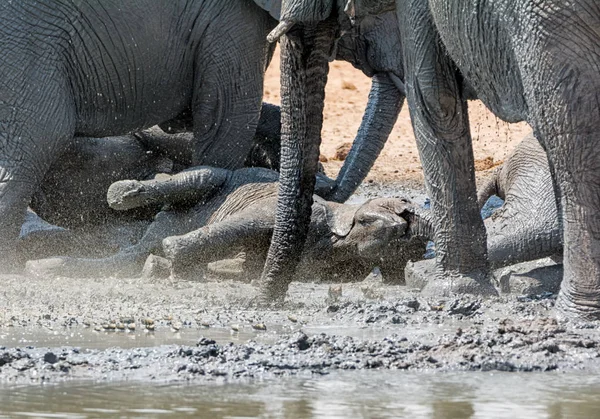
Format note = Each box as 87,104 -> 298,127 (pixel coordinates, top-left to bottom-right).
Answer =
1,371 -> 599,418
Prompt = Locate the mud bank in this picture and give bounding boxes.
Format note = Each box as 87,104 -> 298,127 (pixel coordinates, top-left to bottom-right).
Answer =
1,267 -> 600,385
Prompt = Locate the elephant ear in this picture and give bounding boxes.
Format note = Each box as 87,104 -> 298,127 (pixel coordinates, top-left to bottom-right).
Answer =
322,198 -> 359,237
252,0 -> 282,20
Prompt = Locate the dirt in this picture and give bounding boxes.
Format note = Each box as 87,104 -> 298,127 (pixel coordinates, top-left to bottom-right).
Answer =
264,47 -> 531,188
2,261 -> 600,385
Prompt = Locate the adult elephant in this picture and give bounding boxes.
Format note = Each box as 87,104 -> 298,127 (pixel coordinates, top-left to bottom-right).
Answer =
0,0 -> 277,273
252,0 -> 407,300
259,0 -> 600,320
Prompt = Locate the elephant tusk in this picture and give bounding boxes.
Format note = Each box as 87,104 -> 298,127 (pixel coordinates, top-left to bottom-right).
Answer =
344,0 -> 356,25
267,20 -> 295,43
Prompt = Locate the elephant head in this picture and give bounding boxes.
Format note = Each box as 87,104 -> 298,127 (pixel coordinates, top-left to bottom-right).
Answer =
327,197 -> 426,261
322,197 -> 429,283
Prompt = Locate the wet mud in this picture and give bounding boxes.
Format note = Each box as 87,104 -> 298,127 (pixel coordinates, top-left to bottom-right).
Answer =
1,266 -> 600,385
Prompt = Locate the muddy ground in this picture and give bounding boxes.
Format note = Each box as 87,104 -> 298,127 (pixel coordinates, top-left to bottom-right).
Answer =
2,268 -> 600,385
2,203 -> 600,385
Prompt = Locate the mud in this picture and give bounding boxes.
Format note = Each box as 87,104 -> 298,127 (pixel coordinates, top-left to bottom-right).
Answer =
2,260 -> 600,385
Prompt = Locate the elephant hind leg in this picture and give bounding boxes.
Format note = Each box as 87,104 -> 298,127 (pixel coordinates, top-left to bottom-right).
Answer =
0,82 -> 75,273
163,209 -> 274,279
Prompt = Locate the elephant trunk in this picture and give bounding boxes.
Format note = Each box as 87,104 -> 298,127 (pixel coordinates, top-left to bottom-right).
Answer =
259,20 -> 337,301
329,72 -> 404,203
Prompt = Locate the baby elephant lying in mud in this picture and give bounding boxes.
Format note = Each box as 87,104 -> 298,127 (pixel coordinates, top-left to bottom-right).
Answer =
26,166 -> 427,282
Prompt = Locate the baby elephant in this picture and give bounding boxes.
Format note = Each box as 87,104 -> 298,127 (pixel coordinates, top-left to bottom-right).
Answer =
27,167 -> 427,283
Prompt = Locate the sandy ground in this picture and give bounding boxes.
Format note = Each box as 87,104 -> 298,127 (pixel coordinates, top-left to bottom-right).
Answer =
263,47 -> 532,188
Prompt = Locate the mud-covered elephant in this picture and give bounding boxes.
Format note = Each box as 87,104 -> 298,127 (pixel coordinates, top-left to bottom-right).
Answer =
25,165 -> 427,283
258,0 -> 600,319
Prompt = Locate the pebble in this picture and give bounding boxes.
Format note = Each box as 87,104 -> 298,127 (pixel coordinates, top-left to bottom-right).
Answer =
164,315 -> 173,321
116,322 -> 126,331
287,315 -> 298,323
146,323 -> 155,331
172,322 -> 182,332
231,324 -> 240,332
201,322 -> 211,328
252,323 -> 267,331
142,318 -> 154,326
127,323 -> 136,331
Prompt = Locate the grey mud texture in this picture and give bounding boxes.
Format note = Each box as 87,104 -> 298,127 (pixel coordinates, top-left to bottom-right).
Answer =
1,265 -> 600,385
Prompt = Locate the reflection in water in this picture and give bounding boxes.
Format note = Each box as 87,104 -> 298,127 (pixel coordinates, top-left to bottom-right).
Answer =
1,371 -> 600,418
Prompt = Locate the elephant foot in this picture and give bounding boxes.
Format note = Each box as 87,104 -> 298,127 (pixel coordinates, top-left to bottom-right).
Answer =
141,255 -> 172,283
405,259 -> 498,297
25,257 -> 85,279
25,254 -> 142,279
0,245 -> 22,274
555,292 -> 600,322
493,259 -> 563,296
17,229 -> 79,262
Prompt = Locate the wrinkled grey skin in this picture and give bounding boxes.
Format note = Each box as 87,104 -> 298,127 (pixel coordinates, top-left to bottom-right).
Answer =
264,0 -> 600,319
0,0 -> 278,273
30,103 -> 285,232
26,167 -> 427,283
396,0 -> 600,318
478,134 -> 561,269
327,11 -> 405,203
18,102 -> 291,263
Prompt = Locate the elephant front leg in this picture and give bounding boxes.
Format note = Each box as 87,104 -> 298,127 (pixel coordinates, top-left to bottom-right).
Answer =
163,210 -> 274,281
551,132 -> 600,320
398,2 -> 493,296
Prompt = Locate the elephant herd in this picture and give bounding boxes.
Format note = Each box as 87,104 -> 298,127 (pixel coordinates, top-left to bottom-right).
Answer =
1,1 -> 599,320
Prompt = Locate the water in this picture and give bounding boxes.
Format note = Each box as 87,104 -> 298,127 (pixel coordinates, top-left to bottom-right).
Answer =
1,371 -> 599,418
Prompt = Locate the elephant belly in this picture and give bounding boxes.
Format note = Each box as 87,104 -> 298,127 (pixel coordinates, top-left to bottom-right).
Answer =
428,0 -> 528,123
61,2 -> 198,137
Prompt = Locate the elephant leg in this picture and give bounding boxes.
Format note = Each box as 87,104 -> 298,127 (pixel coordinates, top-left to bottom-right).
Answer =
0,76 -> 75,273
163,210 -> 274,278
26,209 -> 198,279
548,130 -> 600,320
397,1 -> 492,296
190,11 -> 271,169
